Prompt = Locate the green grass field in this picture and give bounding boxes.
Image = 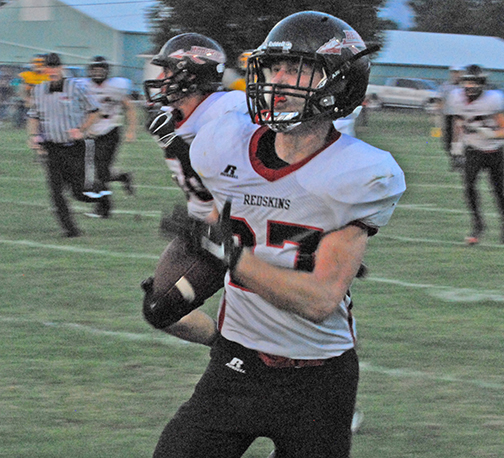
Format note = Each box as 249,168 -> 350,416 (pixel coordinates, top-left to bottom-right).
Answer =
1,109 -> 503,458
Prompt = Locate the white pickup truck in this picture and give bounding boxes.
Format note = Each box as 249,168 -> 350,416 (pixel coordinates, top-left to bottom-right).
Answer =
365,77 -> 440,111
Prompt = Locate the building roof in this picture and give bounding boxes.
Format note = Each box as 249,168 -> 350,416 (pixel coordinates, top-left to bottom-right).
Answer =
374,30 -> 504,70
60,0 -> 156,33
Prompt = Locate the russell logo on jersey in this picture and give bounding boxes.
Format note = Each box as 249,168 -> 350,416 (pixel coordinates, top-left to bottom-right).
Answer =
220,165 -> 239,178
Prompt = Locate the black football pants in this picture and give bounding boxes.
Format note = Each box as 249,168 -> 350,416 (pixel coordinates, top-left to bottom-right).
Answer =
93,127 -> 131,216
153,336 -> 359,458
464,147 -> 504,232
44,140 -> 102,233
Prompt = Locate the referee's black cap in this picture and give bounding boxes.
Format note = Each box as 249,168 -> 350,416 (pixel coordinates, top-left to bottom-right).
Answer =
45,53 -> 62,67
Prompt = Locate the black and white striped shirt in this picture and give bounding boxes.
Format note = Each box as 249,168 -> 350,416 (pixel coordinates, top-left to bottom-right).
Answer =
29,78 -> 100,144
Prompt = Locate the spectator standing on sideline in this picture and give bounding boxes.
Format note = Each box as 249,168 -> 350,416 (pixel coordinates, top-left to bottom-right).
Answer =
28,52 -> 102,237
438,66 -> 463,169
81,56 -> 137,218
449,64 -> 504,245
18,55 -> 49,128
149,11 -> 405,458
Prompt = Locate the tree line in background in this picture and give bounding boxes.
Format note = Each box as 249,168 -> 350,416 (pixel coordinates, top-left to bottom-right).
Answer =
147,0 -> 504,68
146,0 -> 388,66
408,0 -> 504,39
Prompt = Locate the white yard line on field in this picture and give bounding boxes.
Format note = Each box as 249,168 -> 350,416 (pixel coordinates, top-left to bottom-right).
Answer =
0,181 -> 179,190
0,237 -> 159,259
397,203 -> 500,217
367,276 -> 504,302
2,235 -> 504,302
359,361 -> 504,390
380,233 -> 504,248
1,316 -> 502,390
0,199 -> 163,216
407,183 -> 462,189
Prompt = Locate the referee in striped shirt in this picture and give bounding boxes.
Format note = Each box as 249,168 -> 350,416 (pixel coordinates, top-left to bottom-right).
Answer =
28,53 -> 102,237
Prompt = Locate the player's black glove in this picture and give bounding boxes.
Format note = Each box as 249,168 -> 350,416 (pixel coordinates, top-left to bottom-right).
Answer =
159,205 -> 210,253
356,263 -> 368,279
148,109 -> 183,150
159,201 -> 243,272
200,200 -> 243,273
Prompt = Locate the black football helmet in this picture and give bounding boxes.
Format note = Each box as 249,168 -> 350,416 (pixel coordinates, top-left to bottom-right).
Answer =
89,56 -> 110,84
246,11 -> 376,132
144,33 -> 226,105
461,64 -> 487,101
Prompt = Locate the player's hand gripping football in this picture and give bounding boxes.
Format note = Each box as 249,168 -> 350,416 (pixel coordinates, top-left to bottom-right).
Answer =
159,201 -> 243,272
200,200 -> 243,273
159,205 -> 209,254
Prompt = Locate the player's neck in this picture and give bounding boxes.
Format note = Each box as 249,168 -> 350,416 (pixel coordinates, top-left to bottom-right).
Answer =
274,121 -> 333,164
177,93 -> 207,121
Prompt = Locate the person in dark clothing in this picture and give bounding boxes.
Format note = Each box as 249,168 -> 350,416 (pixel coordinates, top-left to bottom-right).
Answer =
27,53 -> 102,237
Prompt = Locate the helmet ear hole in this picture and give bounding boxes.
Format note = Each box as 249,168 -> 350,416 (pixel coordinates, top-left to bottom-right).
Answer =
332,77 -> 348,94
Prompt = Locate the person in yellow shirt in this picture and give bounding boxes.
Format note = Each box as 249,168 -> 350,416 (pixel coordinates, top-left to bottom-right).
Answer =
18,55 -> 50,127
224,50 -> 252,92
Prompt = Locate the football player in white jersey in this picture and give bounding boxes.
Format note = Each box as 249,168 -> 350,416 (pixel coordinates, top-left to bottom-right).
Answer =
141,34 -> 247,345
448,64 -> 504,244
149,11 -> 406,458
82,57 -> 137,218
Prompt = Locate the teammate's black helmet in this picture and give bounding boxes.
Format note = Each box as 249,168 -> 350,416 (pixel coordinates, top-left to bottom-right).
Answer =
144,33 -> 226,105
89,56 -> 110,83
461,64 -> 487,85
461,64 -> 487,101
246,11 -> 374,131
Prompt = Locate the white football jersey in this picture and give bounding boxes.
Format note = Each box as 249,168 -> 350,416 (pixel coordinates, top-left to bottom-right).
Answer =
333,106 -> 362,136
82,77 -> 132,136
191,112 -> 406,359
167,90 -> 247,219
448,88 -> 504,151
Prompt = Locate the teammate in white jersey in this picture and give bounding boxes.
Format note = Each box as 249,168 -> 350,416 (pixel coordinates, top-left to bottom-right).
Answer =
142,33 -> 247,345
82,56 -> 137,218
150,12 -> 406,458
448,64 -> 504,244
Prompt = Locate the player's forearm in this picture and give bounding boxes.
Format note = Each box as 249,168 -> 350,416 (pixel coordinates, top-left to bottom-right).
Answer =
164,310 -> 218,346
80,110 -> 100,134
233,251 -> 349,323
452,120 -> 463,142
126,110 -> 137,134
27,118 -> 39,137
233,225 -> 368,323
494,113 -> 504,138
123,99 -> 137,140
126,104 -> 137,128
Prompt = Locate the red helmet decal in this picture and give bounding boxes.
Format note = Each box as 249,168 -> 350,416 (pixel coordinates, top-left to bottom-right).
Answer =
317,31 -> 365,56
169,46 -> 225,65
